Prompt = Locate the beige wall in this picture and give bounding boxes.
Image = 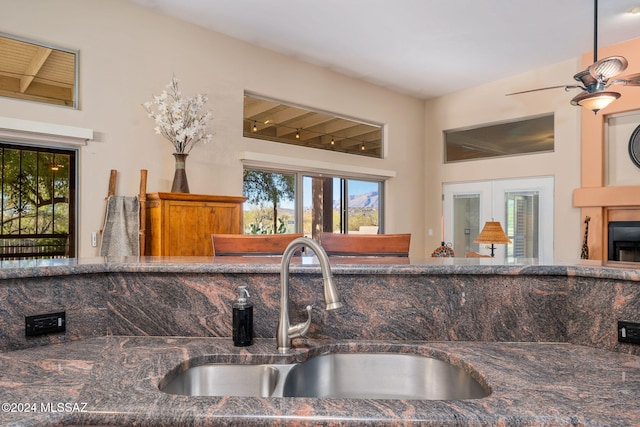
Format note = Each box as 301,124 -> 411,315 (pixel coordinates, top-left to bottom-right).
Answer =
1,0 -> 426,257
425,59 -> 583,259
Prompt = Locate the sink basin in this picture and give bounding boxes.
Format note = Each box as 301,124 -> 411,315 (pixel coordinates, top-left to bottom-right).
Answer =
282,353 -> 489,400
159,353 -> 489,400
161,364 -> 284,397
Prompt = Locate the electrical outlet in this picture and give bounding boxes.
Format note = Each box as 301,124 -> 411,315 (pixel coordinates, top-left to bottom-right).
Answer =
25,311 -> 66,337
618,321 -> 640,345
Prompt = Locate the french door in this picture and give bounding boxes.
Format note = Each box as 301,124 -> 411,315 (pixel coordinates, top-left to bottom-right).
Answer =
442,177 -> 553,261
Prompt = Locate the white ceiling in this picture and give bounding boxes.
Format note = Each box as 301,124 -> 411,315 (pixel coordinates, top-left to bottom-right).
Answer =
131,0 -> 640,99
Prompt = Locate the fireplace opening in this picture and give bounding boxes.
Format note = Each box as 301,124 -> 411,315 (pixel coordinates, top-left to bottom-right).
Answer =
608,221 -> 640,262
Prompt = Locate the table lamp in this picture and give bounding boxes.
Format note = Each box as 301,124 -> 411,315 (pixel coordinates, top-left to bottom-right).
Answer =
473,221 -> 511,257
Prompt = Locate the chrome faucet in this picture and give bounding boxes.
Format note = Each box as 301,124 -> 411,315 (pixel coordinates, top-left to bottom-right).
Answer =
277,237 -> 343,353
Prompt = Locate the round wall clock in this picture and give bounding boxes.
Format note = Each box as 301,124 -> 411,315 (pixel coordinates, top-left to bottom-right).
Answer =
629,124 -> 640,169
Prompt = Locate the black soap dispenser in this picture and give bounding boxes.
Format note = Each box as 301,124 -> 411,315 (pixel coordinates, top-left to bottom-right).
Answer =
232,286 -> 253,347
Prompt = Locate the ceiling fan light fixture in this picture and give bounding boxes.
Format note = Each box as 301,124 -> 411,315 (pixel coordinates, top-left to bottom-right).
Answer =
571,91 -> 620,113
504,0 -> 638,111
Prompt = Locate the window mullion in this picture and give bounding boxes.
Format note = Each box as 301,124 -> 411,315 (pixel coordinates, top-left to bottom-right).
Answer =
35,152 -> 40,235
18,151 -> 23,236
341,179 -> 347,234
1,148 -> 3,232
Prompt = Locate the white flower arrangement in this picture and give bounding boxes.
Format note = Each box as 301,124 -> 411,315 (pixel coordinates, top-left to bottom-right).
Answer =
143,76 -> 213,154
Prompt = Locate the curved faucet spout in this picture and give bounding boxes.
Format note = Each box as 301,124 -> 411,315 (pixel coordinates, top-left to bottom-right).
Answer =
277,237 -> 343,353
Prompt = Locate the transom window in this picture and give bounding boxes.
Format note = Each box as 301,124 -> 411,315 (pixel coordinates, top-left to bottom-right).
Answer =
444,114 -> 554,163
243,93 -> 383,158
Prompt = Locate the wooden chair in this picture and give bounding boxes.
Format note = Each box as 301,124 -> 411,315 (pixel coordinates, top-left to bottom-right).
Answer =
211,233 -> 303,256
319,232 -> 411,257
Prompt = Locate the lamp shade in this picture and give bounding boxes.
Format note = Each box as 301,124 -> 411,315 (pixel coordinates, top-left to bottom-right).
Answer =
570,91 -> 620,114
474,221 -> 511,244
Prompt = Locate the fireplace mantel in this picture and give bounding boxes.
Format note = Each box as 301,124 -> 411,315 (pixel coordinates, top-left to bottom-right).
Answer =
574,186 -> 640,208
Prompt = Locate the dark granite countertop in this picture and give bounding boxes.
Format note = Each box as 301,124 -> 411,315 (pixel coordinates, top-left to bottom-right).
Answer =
1,258 -> 638,425
1,336 -> 638,426
0,256 -> 638,281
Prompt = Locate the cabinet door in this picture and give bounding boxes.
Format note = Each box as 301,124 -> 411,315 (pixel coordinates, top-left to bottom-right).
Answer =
164,201 -> 241,256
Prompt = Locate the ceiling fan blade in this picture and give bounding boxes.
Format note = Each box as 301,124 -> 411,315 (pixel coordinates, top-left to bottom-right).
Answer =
588,56 -> 628,81
506,85 -> 579,96
609,72 -> 640,87
573,69 -> 597,86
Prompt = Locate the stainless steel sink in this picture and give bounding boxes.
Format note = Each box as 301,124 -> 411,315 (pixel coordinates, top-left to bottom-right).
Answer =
159,353 -> 489,400
161,364 -> 286,397
282,353 -> 488,400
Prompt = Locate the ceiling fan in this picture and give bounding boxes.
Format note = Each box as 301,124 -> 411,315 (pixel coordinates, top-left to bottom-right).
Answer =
507,0 -> 640,113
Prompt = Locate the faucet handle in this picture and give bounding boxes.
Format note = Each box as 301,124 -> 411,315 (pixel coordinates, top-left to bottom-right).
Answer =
287,305 -> 312,339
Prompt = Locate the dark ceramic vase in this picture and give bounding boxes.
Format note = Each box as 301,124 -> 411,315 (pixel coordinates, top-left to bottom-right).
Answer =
171,152 -> 190,193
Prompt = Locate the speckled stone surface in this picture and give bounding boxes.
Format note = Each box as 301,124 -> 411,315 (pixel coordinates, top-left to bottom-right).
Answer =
1,257 -> 639,354
0,337 -> 638,426
0,257 -> 638,425
103,270 -> 568,342
0,256 -> 638,280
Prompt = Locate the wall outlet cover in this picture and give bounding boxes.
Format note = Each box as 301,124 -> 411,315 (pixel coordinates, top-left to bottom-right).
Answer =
25,311 -> 66,337
618,321 -> 640,345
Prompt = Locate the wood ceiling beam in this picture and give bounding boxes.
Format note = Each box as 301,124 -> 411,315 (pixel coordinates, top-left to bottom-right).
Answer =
243,98 -> 278,117
0,75 -> 19,92
279,120 -> 381,142
280,113 -> 335,137
20,46 -> 52,93
0,75 -> 72,105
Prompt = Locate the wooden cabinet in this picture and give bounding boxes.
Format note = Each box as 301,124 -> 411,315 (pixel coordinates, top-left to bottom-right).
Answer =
144,193 -> 246,256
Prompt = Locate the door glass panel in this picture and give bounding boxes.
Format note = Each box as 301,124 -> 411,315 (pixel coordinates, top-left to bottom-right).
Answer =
453,194 -> 480,254
242,169 -> 296,234
0,144 -> 75,259
443,181 -> 491,256
346,180 -> 379,234
302,175 -> 338,238
303,175 -> 381,238
505,191 -> 539,259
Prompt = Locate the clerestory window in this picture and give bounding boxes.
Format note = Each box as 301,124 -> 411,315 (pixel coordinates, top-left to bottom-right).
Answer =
243,93 -> 383,159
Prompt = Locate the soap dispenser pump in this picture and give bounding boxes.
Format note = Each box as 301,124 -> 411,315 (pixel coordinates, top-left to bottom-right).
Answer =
232,286 -> 253,347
